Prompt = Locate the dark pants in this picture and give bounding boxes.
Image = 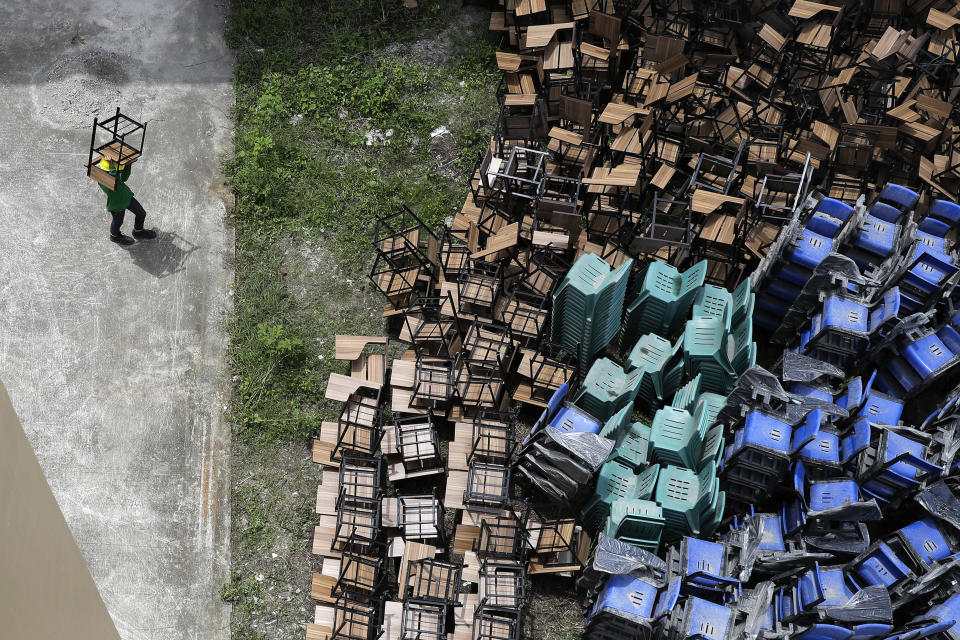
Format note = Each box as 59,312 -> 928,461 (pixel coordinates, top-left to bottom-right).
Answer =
109,196 -> 147,236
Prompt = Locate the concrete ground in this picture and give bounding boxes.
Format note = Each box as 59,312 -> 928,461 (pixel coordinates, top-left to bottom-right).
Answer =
0,2 -> 233,639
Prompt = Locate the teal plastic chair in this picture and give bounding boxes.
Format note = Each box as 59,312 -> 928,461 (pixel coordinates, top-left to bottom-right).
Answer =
654,465 -> 703,538
650,406 -> 701,468
694,393 -> 727,431
575,358 -> 643,421
581,458 -> 641,532
671,373 -> 702,412
731,279 -> 754,328
660,340 -> 686,406
625,334 -> 674,408
682,316 -> 738,394
692,284 -> 733,331
728,317 -> 756,375
636,463 -> 661,500
620,260 -> 707,347
697,424 -> 725,472
610,421 -> 652,472
605,499 -> 664,552
598,404 -> 633,442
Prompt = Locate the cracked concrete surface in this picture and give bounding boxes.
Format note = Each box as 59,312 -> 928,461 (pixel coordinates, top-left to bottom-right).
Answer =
0,1 -> 233,639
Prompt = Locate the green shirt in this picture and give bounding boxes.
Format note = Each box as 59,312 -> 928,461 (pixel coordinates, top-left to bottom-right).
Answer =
99,164 -> 134,212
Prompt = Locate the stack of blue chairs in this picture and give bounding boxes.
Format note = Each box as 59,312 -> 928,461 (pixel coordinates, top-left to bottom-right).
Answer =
585,574 -> 659,640
871,311 -> 960,399
843,184 -> 919,275
754,196 -> 855,333
795,294 -> 871,369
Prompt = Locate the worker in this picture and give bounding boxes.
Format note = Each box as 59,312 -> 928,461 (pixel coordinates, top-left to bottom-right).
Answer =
99,157 -> 157,244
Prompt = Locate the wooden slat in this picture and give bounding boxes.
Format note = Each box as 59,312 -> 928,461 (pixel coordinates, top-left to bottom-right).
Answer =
524,22 -> 575,48
757,24 -> 786,51
788,0 -> 841,19
471,222 -> 520,259
928,8 -> 960,31
691,190 -> 745,214
324,373 -> 381,402
335,335 -> 387,361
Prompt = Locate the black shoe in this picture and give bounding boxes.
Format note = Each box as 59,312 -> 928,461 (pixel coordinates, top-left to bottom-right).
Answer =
133,228 -> 157,239
110,233 -> 135,245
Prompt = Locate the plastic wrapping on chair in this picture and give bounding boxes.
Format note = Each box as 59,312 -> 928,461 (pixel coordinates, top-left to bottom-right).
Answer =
543,426 -> 614,471
805,522 -> 871,555
818,586 -> 893,624
915,480 -> 960,532
773,254 -> 870,345
716,366 -> 793,427
782,351 -> 846,385
589,533 -> 667,577
738,582 -> 776,640
807,498 -> 882,522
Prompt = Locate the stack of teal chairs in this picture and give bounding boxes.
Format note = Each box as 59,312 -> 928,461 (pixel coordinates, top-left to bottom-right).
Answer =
619,260 -> 707,349
552,254 -> 632,364
608,421 -> 651,472
697,424 -> 725,472
574,357 -> 644,421
597,404 -> 632,441
691,284 -> 733,329
603,498 -> 664,552
625,333 -> 684,408
671,373 -> 702,412
682,316 -> 739,394
728,317 -> 756,374
580,458 -> 644,532
649,405 -> 704,469
731,278 -> 755,328
653,461 -> 723,539
694,392 -> 727,428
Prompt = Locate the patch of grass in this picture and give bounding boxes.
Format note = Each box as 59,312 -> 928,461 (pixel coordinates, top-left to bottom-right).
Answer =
223,1 -> 498,638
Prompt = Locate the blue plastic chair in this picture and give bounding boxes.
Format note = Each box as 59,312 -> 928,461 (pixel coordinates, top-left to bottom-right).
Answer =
897,518 -> 952,566
818,197 -> 855,221
853,215 -> 898,258
653,579 -> 681,621
588,573 -> 659,622
794,624 -> 854,640
675,596 -> 734,640
858,385 -> 905,424
851,541 -> 913,588
877,183 -> 920,213
868,201 -> 904,224
929,199 -> 960,225
902,333 -> 959,380
788,228 -> 835,270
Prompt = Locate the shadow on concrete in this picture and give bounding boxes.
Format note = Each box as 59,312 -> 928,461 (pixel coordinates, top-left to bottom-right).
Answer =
120,230 -> 199,278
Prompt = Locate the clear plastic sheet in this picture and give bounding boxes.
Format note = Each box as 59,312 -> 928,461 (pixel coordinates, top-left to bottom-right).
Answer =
820,585 -> 893,623
805,522 -> 871,555
785,396 -> 849,423
715,366 -> 794,427
772,254 -> 869,345
807,499 -> 882,522
589,534 -> 667,577
915,480 -> 960,532
543,426 -> 614,471
737,582 -> 775,640
781,351 -> 845,385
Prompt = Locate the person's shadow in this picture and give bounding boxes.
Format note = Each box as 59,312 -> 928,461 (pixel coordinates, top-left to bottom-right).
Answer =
120,230 -> 198,278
